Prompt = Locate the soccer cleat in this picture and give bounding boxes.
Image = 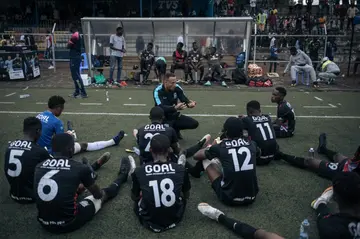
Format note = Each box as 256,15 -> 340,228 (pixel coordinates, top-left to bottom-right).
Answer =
198,203 -> 224,221
317,133 -> 327,154
113,130 -> 125,145
119,156 -> 131,180
128,155 -> 136,176
198,134 -> 211,148
178,154 -> 187,167
69,93 -> 80,98
120,81 -> 128,87
221,81 -> 227,87
204,81 -> 212,86
97,152 -> 111,168
133,129 -> 138,139
311,187 -> 333,210
48,65 -> 54,69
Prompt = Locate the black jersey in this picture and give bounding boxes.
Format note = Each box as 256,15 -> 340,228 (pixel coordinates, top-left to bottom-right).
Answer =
137,123 -> 178,163
318,212 -> 360,239
242,115 -> 278,164
205,138 -> 258,203
277,100 -> 296,133
206,52 -> 222,65
34,157 -> 94,227
141,50 -> 155,63
131,162 -> 191,232
4,139 -> 50,203
188,49 -> 202,64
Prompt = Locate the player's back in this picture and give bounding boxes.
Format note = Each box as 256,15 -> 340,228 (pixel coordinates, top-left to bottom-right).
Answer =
137,123 -> 177,163
134,161 -> 190,231
34,157 -> 85,226
318,213 -> 360,239
242,115 -> 278,164
277,100 -> 296,132
218,138 -> 258,203
36,111 -> 63,151
4,139 -> 49,203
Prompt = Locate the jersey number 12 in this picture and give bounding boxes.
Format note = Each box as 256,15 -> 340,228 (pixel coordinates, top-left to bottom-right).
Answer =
228,147 -> 254,172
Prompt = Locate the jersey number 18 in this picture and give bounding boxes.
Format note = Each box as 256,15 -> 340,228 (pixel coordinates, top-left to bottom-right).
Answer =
149,178 -> 176,208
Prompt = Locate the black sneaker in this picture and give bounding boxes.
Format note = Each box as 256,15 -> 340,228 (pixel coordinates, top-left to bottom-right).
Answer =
186,161 -> 204,178
80,94 -> 88,98
82,157 -> 98,180
119,157 -> 131,181
317,133 -> 327,154
69,93 -> 80,98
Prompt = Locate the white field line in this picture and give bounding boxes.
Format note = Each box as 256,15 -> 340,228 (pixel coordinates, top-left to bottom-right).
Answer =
328,104 -> 337,108
23,86 -> 29,91
262,105 -> 277,108
5,92 -> 16,97
0,102 -> 15,104
80,103 -> 103,106
212,105 -> 236,107
36,102 -> 47,105
314,96 -> 323,101
123,104 -> 147,106
0,111 -> 359,119
303,106 -> 336,109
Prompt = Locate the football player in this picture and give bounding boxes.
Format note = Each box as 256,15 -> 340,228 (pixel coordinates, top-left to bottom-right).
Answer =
36,95 -> 125,154
198,203 -> 284,239
4,117 -> 50,203
140,42 -> 155,83
187,42 -> 204,84
271,87 -> 295,138
193,117 -> 259,205
131,134 -> 191,232
311,172 -> 360,239
279,134 -> 360,180
241,100 -> 279,165
34,133 -> 135,233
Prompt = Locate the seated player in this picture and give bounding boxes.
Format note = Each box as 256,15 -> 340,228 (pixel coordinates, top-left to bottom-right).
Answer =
131,134 -> 191,233
4,117 -> 50,203
241,100 -> 279,165
170,42 -> 190,82
204,46 -> 227,87
193,117 -> 259,206
140,42 -> 155,83
279,133 -> 360,180
187,42 -> 204,84
34,133 -> 135,233
270,87 -> 295,138
311,172 -> 360,239
154,56 -> 167,82
36,95 -> 125,154
198,203 -> 284,239
153,73 -> 198,139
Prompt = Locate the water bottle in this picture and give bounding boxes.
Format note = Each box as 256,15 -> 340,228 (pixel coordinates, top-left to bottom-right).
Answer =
308,148 -> 315,158
106,91 -> 109,101
299,219 -> 310,239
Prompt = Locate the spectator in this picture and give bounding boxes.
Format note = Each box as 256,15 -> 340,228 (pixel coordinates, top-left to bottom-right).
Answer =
306,0 -> 313,13
109,27 -> 127,87
316,57 -> 340,84
325,38 -> 337,61
308,37 -> 321,69
318,15 -> 326,34
347,5 -> 359,30
257,10 -> 267,33
45,30 -> 54,69
353,45 -> 360,75
289,0 -> 296,14
268,10 -> 277,32
250,0 -> 257,16
269,40 -> 278,73
329,0 -> 335,15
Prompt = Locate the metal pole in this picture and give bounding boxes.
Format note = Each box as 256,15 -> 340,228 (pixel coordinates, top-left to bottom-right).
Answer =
150,0 -> 153,16
244,21 -> 252,70
140,0 -> 143,17
51,23 -> 56,72
323,24 -> 328,58
253,23 -> 257,64
87,21 -> 93,78
347,22 -> 355,76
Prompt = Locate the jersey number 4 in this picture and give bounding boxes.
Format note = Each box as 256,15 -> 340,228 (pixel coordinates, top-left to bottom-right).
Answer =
7,149 -> 24,177
228,147 -> 254,172
144,133 -> 160,152
256,122 -> 274,141
37,170 -> 59,202
149,178 -> 176,208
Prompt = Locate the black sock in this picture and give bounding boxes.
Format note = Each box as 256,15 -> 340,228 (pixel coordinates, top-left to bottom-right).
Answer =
218,214 -> 257,239
316,203 -> 330,217
184,139 -> 206,158
186,161 -> 204,178
103,175 -> 126,200
321,148 -> 338,162
278,152 -> 307,169
91,162 -> 101,171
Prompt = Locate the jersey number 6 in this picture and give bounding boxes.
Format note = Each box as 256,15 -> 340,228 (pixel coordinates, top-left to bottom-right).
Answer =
37,170 -> 59,202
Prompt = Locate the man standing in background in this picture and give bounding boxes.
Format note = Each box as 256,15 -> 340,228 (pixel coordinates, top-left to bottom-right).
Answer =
45,30 -> 54,70
109,27 -> 127,87
68,23 -> 87,98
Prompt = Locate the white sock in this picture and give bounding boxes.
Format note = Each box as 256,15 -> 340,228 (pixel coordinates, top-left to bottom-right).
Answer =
202,159 -> 212,170
86,139 -> 115,151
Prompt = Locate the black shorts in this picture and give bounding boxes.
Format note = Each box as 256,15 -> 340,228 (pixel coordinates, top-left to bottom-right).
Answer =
317,159 -> 347,180
155,60 -> 166,75
40,199 -> 96,234
273,125 -> 294,138
211,177 -> 256,206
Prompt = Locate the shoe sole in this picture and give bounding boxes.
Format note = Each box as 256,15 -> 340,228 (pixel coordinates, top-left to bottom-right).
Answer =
133,129 -> 138,139
97,152 -> 111,166
311,186 -> 333,209
128,155 -> 136,175
200,134 -> 211,148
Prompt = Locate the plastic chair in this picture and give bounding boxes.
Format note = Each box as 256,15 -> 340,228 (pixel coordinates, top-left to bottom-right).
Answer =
80,53 -> 89,73
295,70 -> 310,86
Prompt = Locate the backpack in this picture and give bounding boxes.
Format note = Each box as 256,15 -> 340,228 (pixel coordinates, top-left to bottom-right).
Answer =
232,68 -> 248,84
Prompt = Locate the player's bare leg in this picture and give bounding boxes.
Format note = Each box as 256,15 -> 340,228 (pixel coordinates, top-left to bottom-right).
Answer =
202,159 -> 222,183
198,203 -> 284,239
317,133 -> 348,163
73,130 -> 125,154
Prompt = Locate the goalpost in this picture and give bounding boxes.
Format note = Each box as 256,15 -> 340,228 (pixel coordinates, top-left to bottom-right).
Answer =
80,17 -> 253,78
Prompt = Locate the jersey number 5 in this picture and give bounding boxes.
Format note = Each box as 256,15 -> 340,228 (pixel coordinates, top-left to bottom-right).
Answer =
7,149 -> 24,177
149,178 -> 176,208
228,147 -> 254,172
37,170 -> 59,202
256,122 -> 274,141
144,133 -> 160,152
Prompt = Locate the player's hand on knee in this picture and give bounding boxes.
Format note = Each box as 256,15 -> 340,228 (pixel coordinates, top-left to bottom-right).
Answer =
187,100 -> 197,108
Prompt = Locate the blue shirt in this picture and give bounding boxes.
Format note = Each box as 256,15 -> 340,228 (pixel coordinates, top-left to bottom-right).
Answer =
36,111 -> 64,152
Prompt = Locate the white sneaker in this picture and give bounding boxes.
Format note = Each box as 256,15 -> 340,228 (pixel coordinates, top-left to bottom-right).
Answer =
311,186 -> 333,210
199,134 -> 211,148
133,129 -> 138,139
128,155 -> 136,176
177,154 -> 186,166
48,66 -> 54,69
198,203 -> 224,221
